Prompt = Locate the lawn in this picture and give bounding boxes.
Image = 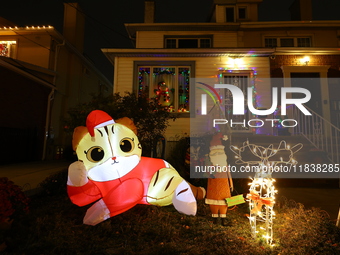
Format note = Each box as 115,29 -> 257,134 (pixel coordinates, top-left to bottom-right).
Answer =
2,170 -> 340,255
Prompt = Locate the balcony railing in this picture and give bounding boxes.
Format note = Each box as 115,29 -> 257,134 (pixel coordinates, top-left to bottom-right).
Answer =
292,105 -> 340,164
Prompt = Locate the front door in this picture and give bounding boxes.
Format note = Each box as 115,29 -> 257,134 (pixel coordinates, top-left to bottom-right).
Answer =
290,72 -> 322,115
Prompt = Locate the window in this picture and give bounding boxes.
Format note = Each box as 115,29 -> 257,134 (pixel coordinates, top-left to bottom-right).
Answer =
280,38 -> 294,47
264,37 -> 311,47
0,41 -> 16,57
223,74 -> 250,131
200,39 -> 211,48
178,39 -> 198,48
165,37 -> 211,48
136,62 -> 194,113
238,7 -> 247,19
226,7 -> 235,22
297,37 -> 311,47
265,38 -> 277,47
166,39 -> 176,48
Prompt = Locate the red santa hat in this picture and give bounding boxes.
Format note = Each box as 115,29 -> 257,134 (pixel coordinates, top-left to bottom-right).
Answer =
210,133 -> 225,150
86,110 -> 115,137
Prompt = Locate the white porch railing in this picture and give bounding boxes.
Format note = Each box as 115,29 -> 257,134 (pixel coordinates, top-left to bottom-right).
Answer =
292,105 -> 340,164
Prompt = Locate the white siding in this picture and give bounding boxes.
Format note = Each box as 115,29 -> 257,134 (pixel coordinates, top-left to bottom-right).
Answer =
114,57 -> 134,93
137,31 -> 164,48
214,32 -> 238,47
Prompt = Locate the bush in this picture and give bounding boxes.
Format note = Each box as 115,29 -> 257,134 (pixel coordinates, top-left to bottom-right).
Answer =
64,92 -> 176,156
273,198 -> 340,254
0,177 -> 29,251
0,177 -> 29,222
38,170 -> 68,196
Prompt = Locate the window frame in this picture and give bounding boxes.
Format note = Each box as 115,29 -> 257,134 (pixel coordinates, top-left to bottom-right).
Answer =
134,61 -> 196,117
219,70 -> 254,132
225,6 -> 235,22
264,37 -> 312,47
237,6 -> 248,20
164,35 -> 213,49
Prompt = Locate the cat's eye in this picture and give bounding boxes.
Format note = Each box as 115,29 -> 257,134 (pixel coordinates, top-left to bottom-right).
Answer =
120,138 -> 134,153
85,146 -> 105,163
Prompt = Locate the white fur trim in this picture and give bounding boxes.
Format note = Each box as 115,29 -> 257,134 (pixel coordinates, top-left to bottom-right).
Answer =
205,198 -> 227,205
95,120 -> 115,129
209,145 -> 225,150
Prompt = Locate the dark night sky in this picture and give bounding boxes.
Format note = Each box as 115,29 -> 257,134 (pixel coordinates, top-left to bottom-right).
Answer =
1,0 -> 340,83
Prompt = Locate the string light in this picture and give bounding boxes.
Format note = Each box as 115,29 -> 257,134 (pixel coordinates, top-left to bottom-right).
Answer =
0,26 -> 54,30
230,140 -> 303,245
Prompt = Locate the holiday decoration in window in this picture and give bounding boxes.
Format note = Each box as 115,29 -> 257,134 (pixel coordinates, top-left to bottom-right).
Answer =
138,66 -> 190,113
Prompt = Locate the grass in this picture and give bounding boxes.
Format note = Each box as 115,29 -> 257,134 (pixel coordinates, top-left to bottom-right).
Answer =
2,170 -> 340,255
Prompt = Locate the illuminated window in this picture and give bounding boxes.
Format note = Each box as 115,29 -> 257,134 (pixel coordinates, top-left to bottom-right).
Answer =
136,62 -> 194,113
0,41 -> 16,57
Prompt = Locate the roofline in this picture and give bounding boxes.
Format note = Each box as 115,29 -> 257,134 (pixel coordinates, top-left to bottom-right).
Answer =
101,47 -> 340,65
101,48 -> 275,64
0,58 -> 56,90
273,47 -> 340,55
50,30 -> 113,89
125,20 -> 340,37
0,25 -> 113,88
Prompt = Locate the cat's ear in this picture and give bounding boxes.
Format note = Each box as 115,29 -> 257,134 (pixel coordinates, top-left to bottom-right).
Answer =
72,126 -> 88,151
115,117 -> 137,135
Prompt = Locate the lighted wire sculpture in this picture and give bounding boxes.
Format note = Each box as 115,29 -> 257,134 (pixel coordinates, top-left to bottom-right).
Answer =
230,140 -> 303,245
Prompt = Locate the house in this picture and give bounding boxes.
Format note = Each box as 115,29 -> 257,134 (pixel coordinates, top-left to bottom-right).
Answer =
102,0 -> 340,163
0,3 -> 112,164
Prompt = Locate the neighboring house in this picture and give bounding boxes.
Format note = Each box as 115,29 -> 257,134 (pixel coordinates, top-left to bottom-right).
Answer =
0,3 -> 112,164
102,0 -> 340,161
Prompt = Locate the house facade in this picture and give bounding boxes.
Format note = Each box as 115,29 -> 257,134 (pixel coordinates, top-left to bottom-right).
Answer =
0,3 -> 112,163
102,0 -> 340,156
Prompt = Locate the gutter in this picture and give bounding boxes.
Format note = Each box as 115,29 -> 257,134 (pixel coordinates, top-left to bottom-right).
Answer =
41,39 -> 65,160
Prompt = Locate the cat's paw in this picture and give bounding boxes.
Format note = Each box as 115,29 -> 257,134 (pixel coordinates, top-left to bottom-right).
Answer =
172,180 -> 197,216
67,161 -> 88,187
83,199 -> 110,226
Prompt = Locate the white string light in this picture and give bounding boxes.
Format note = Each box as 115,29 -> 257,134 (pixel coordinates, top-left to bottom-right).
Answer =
230,140 -> 303,245
0,26 -> 53,30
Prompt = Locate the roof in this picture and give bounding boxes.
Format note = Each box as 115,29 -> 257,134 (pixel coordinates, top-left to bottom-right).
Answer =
0,56 -> 56,89
125,20 -> 340,38
101,48 -> 275,64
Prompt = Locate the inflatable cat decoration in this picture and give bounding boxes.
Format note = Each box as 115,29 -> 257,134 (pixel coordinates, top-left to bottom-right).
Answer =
67,110 -> 205,225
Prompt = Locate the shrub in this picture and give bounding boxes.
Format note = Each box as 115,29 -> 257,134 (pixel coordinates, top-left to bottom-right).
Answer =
64,92 -> 176,156
0,177 -> 29,251
38,170 -> 68,196
0,177 -> 29,222
273,198 -> 340,254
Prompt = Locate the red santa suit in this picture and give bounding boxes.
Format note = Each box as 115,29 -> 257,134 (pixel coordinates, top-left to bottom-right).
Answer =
68,157 -> 167,217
